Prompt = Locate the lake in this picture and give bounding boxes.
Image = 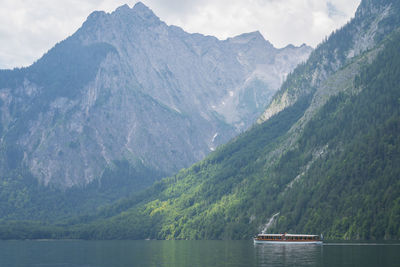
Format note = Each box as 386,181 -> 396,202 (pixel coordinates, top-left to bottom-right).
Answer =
0,240 -> 399,267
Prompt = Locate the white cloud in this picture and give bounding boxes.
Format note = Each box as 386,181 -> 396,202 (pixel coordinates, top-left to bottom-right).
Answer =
0,0 -> 360,69
144,0 -> 360,46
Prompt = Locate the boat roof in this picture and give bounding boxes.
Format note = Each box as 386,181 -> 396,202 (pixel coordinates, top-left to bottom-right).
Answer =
257,233 -> 319,237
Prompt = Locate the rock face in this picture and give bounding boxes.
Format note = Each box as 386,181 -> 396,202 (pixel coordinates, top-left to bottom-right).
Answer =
258,0 -> 398,124
0,2 -> 312,189
62,0 -> 400,241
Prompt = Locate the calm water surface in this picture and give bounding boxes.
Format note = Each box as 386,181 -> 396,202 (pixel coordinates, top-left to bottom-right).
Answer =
0,240 -> 399,267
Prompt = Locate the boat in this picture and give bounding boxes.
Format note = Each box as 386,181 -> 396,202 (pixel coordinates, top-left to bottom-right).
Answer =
253,233 -> 323,244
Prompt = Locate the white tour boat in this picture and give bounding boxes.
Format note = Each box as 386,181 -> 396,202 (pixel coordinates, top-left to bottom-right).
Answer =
254,233 -> 323,244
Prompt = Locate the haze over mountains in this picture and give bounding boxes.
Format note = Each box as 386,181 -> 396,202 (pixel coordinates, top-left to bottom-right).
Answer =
0,2 -> 311,192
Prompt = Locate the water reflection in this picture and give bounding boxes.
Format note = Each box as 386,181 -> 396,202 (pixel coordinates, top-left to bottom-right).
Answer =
146,240 -> 256,267
254,243 -> 323,267
1,240 -> 400,267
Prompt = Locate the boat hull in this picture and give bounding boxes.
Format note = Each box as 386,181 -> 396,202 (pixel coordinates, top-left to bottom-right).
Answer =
254,239 -> 323,245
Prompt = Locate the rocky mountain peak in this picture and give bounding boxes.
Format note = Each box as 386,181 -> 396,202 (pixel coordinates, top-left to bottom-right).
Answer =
0,2 -> 312,189
84,10 -> 107,25
112,2 -> 161,24
115,3 -> 130,12
280,43 -> 311,51
228,31 -> 273,47
132,2 -> 155,16
82,2 -> 161,33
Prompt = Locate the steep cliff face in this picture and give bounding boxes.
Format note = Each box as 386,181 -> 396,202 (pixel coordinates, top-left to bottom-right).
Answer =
0,2 -> 311,189
258,0 -> 400,124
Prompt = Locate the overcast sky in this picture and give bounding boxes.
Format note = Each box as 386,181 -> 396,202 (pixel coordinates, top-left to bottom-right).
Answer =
0,0 -> 361,69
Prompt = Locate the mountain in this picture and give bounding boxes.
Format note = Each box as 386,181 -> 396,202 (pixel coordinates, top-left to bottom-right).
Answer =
0,3 -> 311,219
0,3 -> 311,190
258,0 -> 399,123
12,0 -> 399,240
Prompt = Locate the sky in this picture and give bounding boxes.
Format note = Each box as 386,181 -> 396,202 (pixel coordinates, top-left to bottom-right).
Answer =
0,0 -> 361,69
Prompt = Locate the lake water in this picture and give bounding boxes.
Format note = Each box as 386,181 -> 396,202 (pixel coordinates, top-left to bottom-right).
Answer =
0,240 -> 399,267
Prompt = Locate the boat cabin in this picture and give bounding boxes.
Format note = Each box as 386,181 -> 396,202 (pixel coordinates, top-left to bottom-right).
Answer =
256,233 -> 320,240
254,233 -> 322,243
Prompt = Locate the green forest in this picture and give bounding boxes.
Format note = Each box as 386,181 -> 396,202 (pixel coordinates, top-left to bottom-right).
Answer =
1,28 -> 400,240
1,0 -> 400,241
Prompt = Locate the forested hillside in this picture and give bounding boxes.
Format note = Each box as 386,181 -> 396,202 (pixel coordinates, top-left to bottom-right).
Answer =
75,28 -> 400,240
268,30 -> 400,239
2,27 -> 399,240
1,0 -> 399,240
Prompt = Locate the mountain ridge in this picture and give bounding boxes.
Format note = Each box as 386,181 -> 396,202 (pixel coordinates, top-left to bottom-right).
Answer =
23,0 -> 400,240
0,2 -> 311,219
258,0 -> 399,124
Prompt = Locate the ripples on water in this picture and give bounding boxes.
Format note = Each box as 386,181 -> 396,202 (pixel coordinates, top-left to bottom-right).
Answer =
0,240 -> 399,267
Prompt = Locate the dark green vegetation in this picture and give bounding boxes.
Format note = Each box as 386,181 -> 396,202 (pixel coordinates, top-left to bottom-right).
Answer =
2,28 -> 400,240
0,159 -> 163,221
269,31 -> 400,239
0,95 -> 313,239
1,0 -> 400,240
